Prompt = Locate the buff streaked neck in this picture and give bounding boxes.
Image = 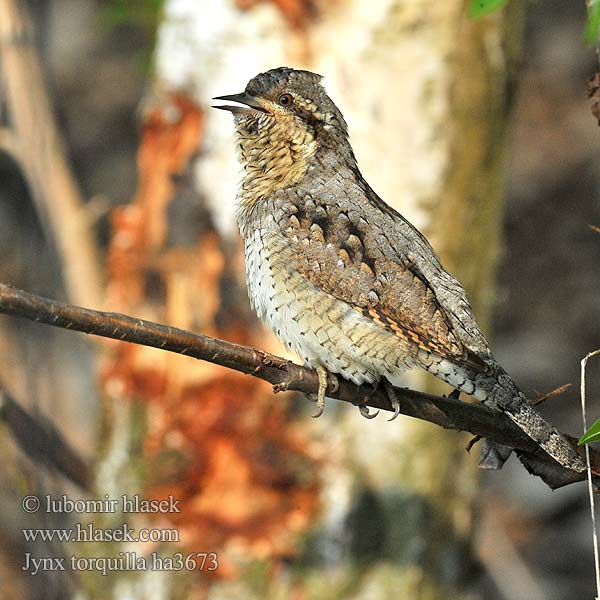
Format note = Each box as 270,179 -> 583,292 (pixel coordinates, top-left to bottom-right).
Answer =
234,111 -> 318,226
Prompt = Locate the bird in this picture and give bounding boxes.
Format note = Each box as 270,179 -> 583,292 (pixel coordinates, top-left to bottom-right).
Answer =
213,66 -> 585,473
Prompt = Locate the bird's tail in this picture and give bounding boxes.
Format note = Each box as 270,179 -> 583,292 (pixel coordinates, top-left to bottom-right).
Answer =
484,372 -> 585,473
422,354 -> 584,471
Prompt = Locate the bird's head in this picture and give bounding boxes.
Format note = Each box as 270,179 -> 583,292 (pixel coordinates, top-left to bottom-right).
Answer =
214,67 -> 353,201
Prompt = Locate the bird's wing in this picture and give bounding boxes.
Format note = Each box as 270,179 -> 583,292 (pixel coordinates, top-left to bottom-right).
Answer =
283,195 -> 489,372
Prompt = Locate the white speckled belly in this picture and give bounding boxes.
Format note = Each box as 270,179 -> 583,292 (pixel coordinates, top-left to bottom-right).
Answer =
243,214 -> 420,386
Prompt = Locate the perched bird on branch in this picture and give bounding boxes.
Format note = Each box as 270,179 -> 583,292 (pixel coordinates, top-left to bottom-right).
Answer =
214,66 -> 584,473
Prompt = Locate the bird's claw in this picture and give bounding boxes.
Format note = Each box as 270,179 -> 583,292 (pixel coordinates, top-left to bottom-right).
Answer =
466,435 -> 482,453
384,382 -> 401,421
311,400 -> 325,418
359,405 -> 379,419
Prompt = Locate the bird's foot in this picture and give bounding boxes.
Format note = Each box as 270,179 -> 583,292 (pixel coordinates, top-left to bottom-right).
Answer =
311,365 -> 329,418
383,381 -> 401,421
353,381 -> 380,420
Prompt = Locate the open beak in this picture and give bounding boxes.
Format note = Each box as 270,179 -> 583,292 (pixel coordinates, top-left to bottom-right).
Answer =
212,92 -> 270,116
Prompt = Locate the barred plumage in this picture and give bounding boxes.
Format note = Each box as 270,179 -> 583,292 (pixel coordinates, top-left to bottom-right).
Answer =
214,67 -> 585,473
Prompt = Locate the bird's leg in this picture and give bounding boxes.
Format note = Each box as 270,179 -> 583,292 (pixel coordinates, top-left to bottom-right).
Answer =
311,365 -> 329,418
383,381 -> 401,421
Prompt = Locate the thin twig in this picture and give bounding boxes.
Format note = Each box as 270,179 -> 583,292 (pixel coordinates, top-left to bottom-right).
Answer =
581,350 -> 600,599
531,383 -> 572,406
0,283 -> 594,490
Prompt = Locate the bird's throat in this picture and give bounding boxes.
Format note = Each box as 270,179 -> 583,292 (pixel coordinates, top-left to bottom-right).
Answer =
234,116 -> 318,215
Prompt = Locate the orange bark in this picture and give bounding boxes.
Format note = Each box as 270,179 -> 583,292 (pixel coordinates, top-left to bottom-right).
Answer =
103,91 -> 320,581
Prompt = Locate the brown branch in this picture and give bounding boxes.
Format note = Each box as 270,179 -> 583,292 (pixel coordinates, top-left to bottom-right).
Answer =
0,283 -> 595,490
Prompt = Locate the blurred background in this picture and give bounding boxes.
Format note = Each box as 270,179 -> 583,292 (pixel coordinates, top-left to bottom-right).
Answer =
0,0 -> 599,598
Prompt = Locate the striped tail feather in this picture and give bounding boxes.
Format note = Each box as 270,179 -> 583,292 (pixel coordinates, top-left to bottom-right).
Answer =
485,372 -> 585,473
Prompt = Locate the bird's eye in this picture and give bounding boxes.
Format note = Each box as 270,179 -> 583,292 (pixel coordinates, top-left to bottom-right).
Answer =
278,93 -> 293,106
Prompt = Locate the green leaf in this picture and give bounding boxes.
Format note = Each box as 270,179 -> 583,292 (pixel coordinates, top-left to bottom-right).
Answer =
579,418 -> 600,444
468,0 -> 510,18
585,0 -> 600,44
